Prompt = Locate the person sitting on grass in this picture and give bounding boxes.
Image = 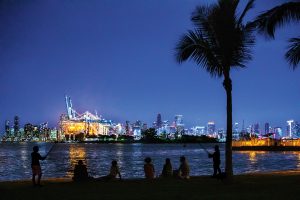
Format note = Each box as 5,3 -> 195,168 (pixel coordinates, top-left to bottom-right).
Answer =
160,158 -> 173,178
208,145 -> 221,178
178,156 -> 190,179
144,157 -> 155,179
31,146 -> 47,187
73,160 -> 89,181
105,160 -> 122,181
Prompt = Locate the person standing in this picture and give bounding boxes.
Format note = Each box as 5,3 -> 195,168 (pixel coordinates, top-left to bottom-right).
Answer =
31,146 -> 46,186
208,145 -> 221,177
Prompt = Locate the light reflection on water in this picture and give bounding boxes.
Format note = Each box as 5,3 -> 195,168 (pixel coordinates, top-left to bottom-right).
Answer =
1,143 -> 300,181
67,146 -> 87,177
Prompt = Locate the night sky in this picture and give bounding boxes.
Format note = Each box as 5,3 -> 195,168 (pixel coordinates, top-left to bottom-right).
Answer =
0,0 -> 299,133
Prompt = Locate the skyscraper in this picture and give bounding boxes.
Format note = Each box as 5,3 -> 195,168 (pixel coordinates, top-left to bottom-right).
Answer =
156,113 -> 162,129
294,122 -> 300,138
132,120 -> 142,139
174,115 -> 183,126
274,127 -> 283,138
125,121 -> 132,136
5,120 -> 10,136
174,115 -> 184,134
286,119 -> 296,138
193,126 -> 205,136
265,123 -> 270,134
233,122 -> 239,139
217,129 -> 225,140
207,121 -> 215,135
14,116 -> 19,137
254,123 -> 260,135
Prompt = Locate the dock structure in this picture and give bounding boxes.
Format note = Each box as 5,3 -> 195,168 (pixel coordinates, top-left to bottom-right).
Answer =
232,138 -> 300,151
59,96 -> 112,140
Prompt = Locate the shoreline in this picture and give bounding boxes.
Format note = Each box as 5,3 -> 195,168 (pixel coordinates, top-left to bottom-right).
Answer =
2,170 -> 300,199
1,169 -> 300,183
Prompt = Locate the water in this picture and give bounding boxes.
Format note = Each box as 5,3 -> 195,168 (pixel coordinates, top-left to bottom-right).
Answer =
0,142 -> 300,181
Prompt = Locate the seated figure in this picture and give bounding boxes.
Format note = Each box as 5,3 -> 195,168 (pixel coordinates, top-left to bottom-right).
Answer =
106,160 -> 122,180
178,156 -> 190,179
73,160 -> 89,181
144,157 -> 155,179
161,158 -> 173,178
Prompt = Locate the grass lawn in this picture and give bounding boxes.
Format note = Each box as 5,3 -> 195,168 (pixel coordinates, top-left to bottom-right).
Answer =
1,172 -> 300,200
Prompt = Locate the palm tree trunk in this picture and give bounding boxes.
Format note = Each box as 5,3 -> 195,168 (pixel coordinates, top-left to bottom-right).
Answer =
223,71 -> 233,181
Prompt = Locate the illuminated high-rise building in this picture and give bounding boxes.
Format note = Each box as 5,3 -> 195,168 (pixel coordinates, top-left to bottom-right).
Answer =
132,120 -> 142,139
217,129 -> 225,140
246,125 -> 252,134
174,115 -> 184,134
156,113 -> 162,129
5,120 -> 10,136
274,127 -> 283,138
233,122 -> 239,133
152,121 -> 157,128
193,126 -> 205,136
14,116 -> 19,137
286,120 -> 300,138
294,122 -> 300,138
254,123 -> 260,135
175,115 -> 183,126
287,120 -> 295,138
233,122 -> 239,139
125,121 -> 132,136
207,121 -> 215,135
265,123 -> 270,134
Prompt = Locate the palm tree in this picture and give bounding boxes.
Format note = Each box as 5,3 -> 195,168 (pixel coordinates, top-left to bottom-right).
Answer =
175,0 -> 256,180
254,2 -> 300,69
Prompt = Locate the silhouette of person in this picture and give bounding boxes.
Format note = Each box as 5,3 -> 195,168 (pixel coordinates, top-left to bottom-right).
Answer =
106,160 -> 122,180
144,157 -> 155,179
208,145 -> 221,177
178,156 -> 190,179
31,146 -> 46,186
161,158 -> 173,178
73,160 -> 89,181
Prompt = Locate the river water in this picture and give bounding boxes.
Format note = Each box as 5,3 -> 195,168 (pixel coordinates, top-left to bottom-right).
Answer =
0,143 -> 299,181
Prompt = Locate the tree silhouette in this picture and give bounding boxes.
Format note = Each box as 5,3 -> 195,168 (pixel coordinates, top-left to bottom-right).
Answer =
254,2 -> 300,69
175,0 -> 256,180
142,128 -> 157,142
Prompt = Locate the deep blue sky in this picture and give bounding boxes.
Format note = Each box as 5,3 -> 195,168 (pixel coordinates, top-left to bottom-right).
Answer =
0,0 -> 299,132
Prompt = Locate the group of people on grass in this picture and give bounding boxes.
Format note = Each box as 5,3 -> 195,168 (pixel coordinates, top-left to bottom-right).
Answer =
31,144 -> 221,186
144,156 -> 190,179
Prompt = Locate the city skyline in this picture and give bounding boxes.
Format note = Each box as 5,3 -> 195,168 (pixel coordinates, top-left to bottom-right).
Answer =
2,109 -> 298,136
0,0 -> 299,132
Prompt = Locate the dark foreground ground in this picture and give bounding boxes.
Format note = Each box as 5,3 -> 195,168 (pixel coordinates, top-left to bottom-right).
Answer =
1,171 -> 300,200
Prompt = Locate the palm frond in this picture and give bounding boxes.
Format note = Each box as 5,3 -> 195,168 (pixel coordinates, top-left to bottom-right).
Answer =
191,5 -> 213,26
175,30 -> 222,77
191,4 -> 216,40
175,0 -> 255,77
237,0 -> 255,26
285,37 -> 300,69
231,23 -> 255,68
255,2 -> 300,38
